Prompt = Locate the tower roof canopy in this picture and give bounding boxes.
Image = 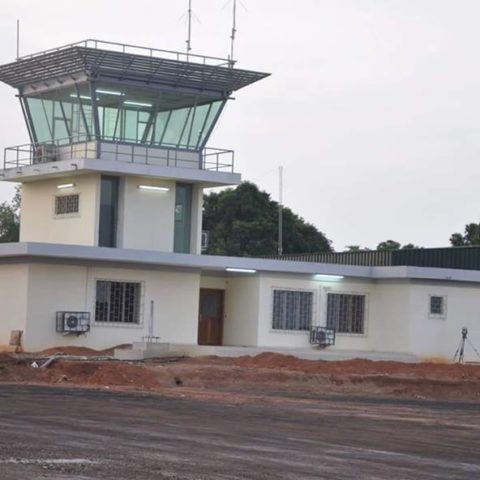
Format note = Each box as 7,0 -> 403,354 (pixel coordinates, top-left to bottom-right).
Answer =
0,39 -> 270,96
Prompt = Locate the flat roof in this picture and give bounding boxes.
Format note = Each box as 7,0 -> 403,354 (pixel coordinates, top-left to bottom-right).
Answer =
1,242 -> 480,284
1,157 -> 241,187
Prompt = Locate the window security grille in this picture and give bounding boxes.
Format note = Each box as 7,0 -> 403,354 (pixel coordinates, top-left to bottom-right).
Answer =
429,296 -> 445,316
95,281 -> 141,324
272,290 -> 313,331
55,194 -> 79,215
327,293 -> 365,334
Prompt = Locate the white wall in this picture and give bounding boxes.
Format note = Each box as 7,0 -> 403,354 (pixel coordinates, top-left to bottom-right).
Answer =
23,263 -> 201,351
409,280 -> 480,362
255,274 -> 412,353
0,264 -> 28,350
119,176 -> 176,252
119,178 -> 204,254
366,281 -> 411,353
223,276 -> 260,346
20,174 -> 100,246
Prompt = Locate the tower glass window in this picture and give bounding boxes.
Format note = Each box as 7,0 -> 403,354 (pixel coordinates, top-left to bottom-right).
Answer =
23,83 -> 223,150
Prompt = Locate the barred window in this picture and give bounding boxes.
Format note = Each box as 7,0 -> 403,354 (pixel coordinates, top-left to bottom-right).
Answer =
95,281 -> 141,324
327,293 -> 365,334
429,295 -> 446,318
55,194 -> 79,215
272,289 -> 313,331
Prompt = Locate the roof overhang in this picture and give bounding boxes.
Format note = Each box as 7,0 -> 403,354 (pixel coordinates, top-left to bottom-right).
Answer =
0,46 -> 270,96
1,243 -> 480,283
2,158 -> 241,187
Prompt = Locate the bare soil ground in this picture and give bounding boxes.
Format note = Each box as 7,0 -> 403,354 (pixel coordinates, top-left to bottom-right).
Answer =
1,350 -> 480,401
1,352 -> 480,479
0,385 -> 479,479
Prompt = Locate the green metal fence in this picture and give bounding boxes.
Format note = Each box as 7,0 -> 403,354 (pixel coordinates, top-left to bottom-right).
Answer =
267,247 -> 480,271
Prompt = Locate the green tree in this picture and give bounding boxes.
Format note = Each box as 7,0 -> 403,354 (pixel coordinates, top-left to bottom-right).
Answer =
345,245 -> 370,252
376,240 -> 401,251
402,243 -> 420,249
0,185 -> 20,243
450,223 -> 480,246
203,182 -> 332,256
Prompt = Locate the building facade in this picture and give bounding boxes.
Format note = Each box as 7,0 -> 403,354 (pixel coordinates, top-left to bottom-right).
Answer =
0,40 -> 478,362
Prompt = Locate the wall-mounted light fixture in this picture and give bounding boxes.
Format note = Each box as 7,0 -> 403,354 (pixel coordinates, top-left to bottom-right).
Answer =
124,100 -> 153,108
314,274 -> 344,281
57,183 -> 75,190
226,267 -> 257,274
138,185 -> 170,192
96,89 -> 123,96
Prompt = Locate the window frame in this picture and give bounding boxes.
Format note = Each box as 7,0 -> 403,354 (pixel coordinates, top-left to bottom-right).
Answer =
270,287 -> 315,333
428,294 -> 447,319
325,291 -> 368,336
93,279 -> 144,327
53,193 -> 80,218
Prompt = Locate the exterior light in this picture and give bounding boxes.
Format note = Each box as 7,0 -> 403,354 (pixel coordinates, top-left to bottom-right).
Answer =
69,94 -> 91,100
138,185 -> 170,192
124,101 -> 153,108
57,183 -> 75,190
96,89 -> 123,96
314,274 -> 344,281
226,268 -> 257,274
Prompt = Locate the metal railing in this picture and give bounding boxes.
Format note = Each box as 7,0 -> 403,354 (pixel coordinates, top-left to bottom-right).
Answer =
17,39 -> 233,67
3,136 -> 235,173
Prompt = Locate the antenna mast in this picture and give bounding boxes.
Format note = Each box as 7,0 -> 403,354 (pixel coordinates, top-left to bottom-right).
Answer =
16,19 -> 20,60
229,0 -> 237,66
278,165 -> 284,256
186,0 -> 193,56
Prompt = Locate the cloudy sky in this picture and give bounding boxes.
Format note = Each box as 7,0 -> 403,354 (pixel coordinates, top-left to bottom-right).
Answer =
0,0 -> 479,251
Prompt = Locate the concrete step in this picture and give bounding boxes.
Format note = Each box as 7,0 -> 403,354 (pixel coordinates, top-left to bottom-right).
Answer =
114,342 -> 176,361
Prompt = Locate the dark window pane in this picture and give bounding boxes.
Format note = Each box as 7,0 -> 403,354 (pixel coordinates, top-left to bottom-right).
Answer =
99,176 -> 119,248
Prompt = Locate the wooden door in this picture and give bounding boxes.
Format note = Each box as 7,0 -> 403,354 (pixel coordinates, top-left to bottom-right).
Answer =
198,289 -> 224,346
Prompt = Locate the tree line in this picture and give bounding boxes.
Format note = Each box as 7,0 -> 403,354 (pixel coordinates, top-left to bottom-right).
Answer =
0,182 -> 479,254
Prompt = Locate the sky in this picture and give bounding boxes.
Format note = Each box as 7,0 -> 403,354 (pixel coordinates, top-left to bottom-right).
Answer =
0,0 -> 479,251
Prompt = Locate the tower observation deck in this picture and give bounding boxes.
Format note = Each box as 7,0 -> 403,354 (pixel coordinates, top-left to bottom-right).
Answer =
0,39 -> 269,185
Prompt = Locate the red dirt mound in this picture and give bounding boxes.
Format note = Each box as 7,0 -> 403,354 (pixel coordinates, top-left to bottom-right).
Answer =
232,352 -> 480,379
38,344 -> 131,356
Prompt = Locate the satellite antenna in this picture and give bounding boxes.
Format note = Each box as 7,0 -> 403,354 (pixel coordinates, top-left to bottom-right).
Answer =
224,0 -> 247,67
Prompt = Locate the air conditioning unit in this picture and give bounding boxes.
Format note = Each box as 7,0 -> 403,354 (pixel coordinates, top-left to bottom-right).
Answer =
33,144 -> 57,164
310,326 -> 336,348
56,312 -> 90,334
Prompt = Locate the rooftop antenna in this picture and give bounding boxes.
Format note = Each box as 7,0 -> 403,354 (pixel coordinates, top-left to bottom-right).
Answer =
224,0 -> 247,67
180,0 -> 200,60
278,165 -> 284,256
16,19 -> 20,60
186,0 -> 192,55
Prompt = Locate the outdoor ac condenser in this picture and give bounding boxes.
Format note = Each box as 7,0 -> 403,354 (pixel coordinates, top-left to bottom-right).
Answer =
56,312 -> 91,334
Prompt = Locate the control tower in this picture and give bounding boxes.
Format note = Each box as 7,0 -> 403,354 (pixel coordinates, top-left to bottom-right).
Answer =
0,39 -> 269,253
